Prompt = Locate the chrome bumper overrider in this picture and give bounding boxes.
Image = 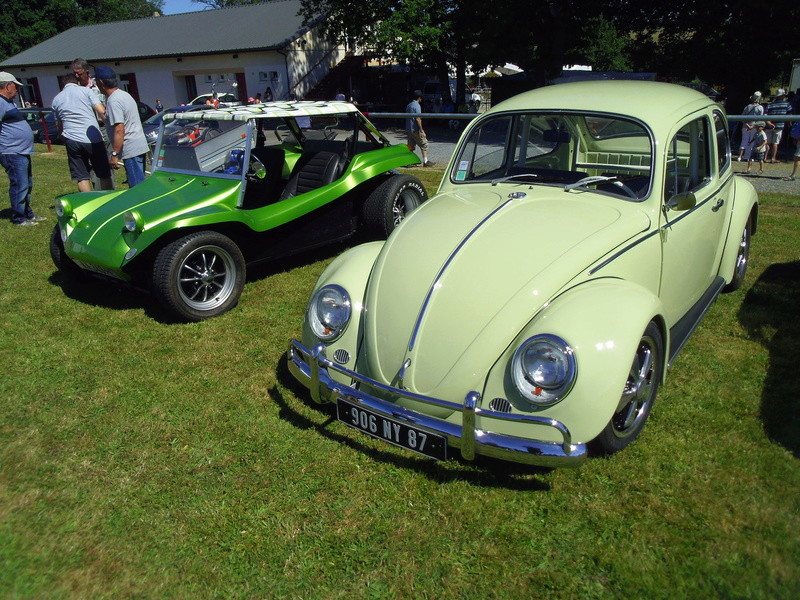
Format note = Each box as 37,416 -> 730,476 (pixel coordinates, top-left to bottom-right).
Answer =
287,340 -> 587,467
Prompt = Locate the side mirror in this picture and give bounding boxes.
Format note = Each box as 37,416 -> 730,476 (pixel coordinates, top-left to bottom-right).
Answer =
666,191 -> 696,211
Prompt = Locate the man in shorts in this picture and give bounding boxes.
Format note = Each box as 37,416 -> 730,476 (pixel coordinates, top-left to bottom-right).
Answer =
52,73 -> 112,191
765,89 -> 792,163
405,90 -> 433,167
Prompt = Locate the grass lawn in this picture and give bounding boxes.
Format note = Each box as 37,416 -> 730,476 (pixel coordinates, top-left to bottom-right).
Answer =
1,145 -> 798,599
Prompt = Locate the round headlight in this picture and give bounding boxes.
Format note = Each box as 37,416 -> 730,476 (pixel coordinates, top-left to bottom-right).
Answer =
309,285 -> 351,342
123,210 -> 143,233
511,334 -> 576,406
55,198 -> 72,218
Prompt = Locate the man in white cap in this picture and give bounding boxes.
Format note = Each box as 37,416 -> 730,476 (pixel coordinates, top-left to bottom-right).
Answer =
0,71 -> 46,226
765,88 -> 793,163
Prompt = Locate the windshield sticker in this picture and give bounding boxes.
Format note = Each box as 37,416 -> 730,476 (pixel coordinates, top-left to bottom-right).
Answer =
455,170 -> 467,181
459,160 -> 469,171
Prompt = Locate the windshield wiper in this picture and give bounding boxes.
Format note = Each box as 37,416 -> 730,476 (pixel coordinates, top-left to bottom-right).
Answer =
563,175 -> 618,191
490,173 -> 539,186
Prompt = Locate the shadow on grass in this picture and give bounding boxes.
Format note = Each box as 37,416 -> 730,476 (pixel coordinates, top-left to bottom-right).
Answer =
272,355 -> 552,491
738,260 -> 800,458
46,239 -> 349,324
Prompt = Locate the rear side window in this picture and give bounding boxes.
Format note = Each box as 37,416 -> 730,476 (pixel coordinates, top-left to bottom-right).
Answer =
713,111 -> 731,174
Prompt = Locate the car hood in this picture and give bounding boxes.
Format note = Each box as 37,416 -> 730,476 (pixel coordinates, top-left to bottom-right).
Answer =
62,172 -> 241,272
67,172 -> 240,246
361,187 -> 651,399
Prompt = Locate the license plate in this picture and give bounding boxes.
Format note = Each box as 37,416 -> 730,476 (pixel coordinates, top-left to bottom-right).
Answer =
336,398 -> 448,461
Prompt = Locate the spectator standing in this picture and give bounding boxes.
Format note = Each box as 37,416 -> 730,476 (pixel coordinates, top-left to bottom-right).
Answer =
155,98 -> 164,112
783,121 -> 800,181
765,89 -> 792,163
94,66 -> 149,188
52,73 -> 113,192
405,90 -> 433,167
0,71 -> 45,226
737,92 -> 764,161
745,121 -> 768,174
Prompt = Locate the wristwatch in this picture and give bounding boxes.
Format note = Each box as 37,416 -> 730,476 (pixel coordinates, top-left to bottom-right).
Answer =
111,151 -> 119,157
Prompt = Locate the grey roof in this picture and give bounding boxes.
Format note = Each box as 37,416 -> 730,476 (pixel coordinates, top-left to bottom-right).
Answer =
1,0 -> 318,68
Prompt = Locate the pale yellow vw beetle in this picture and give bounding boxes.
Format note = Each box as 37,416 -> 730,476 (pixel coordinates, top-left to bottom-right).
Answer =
288,81 -> 758,467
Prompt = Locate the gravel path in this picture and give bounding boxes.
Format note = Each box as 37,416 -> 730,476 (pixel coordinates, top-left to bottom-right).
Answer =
732,159 -> 799,196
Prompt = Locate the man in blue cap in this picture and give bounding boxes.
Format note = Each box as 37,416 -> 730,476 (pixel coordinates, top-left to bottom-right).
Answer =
94,66 -> 149,187
0,71 -> 46,226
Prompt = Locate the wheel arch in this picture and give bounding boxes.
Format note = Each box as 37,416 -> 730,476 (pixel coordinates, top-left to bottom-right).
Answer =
486,277 -> 668,444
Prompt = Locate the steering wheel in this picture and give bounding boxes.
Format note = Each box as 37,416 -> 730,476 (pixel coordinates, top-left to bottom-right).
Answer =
566,175 -> 639,200
245,153 -> 266,182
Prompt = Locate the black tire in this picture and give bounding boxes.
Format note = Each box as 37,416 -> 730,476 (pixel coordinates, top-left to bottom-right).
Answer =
152,231 -> 246,322
49,224 -> 87,280
591,322 -> 664,455
362,174 -> 427,238
722,219 -> 751,293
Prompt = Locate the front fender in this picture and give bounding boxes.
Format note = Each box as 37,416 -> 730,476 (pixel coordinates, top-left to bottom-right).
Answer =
483,277 -> 666,444
719,178 -> 758,285
300,242 -> 384,386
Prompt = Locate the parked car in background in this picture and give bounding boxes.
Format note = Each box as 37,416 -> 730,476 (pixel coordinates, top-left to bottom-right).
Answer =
678,82 -> 726,107
51,101 -> 427,321
142,105 -> 206,146
137,101 -> 157,122
190,93 -> 241,107
20,108 -> 60,144
288,81 -> 758,468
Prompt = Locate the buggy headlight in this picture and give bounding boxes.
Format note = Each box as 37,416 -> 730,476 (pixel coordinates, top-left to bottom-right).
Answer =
511,334 -> 576,406
55,198 -> 73,218
123,210 -> 143,233
309,285 -> 351,342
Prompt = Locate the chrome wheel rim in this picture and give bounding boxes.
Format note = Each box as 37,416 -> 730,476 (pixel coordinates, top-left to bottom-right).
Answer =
613,334 -> 657,438
177,245 -> 237,311
733,226 -> 750,281
392,189 -> 419,226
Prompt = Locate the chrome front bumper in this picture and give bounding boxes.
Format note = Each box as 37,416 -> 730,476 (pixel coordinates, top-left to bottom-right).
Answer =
287,340 -> 587,468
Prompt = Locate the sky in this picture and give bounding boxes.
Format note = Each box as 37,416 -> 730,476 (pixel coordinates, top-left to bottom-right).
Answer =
161,0 -> 204,15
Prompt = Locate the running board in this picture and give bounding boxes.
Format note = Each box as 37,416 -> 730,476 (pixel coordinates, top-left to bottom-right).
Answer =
668,276 -> 726,366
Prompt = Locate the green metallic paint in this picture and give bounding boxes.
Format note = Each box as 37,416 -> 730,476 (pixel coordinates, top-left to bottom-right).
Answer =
58,142 -> 418,279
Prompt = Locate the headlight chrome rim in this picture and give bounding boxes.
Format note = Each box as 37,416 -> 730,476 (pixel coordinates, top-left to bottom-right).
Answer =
511,334 -> 576,407
309,284 -> 351,342
55,198 -> 72,218
123,210 -> 144,233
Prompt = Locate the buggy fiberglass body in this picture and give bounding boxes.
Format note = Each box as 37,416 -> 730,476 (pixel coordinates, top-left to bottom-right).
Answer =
50,101 -> 426,321
288,81 -> 759,468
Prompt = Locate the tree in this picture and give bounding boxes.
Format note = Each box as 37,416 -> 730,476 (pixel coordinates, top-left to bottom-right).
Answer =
0,0 -> 164,62
604,0 -> 796,108
300,0 -> 592,103
190,0 -> 261,9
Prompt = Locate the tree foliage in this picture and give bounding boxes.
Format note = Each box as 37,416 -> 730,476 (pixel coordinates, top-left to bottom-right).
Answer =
0,0 -> 164,62
300,0 -> 796,108
189,0 -> 262,10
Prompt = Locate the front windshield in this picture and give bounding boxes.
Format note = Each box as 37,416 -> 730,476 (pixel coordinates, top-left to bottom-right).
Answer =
452,112 -> 653,200
155,119 -> 251,175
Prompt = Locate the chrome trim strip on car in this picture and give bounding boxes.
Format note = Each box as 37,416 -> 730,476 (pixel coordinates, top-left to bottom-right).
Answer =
591,173 -> 735,276
288,339 -> 587,467
408,198 -> 514,352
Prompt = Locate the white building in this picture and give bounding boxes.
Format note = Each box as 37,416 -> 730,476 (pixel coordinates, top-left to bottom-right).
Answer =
0,0 -> 344,109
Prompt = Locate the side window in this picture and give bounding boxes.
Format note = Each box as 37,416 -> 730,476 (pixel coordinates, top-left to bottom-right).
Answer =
665,117 -> 712,199
453,116 -> 512,181
713,111 -> 731,174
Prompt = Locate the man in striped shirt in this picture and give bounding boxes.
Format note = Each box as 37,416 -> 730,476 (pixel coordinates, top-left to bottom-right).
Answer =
765,89 -> 792,163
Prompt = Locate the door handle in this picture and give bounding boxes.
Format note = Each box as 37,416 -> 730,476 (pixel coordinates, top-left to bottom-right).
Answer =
711,198 -> 725,212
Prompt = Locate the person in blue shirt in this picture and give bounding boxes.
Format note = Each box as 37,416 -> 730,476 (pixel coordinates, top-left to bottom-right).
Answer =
0,71 -> 46,226
405,90 -> 433,167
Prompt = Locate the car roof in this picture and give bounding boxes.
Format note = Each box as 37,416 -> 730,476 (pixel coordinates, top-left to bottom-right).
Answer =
166,100 -> 360,122
489,81 -> 716,128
